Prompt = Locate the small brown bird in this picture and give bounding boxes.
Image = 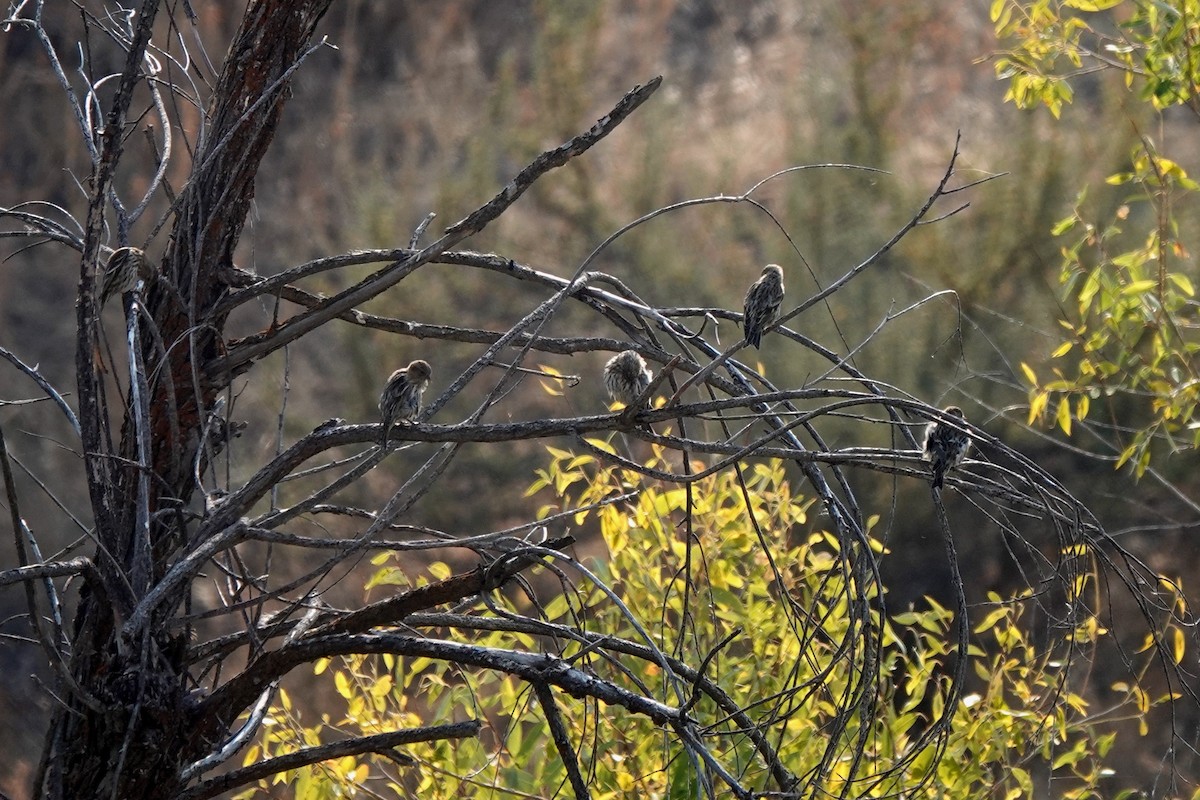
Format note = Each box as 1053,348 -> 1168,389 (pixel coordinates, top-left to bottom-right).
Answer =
603,350 -> 653,409
922,405 -> 971,490
379,359 -> 432,445
99,246 -> 150,308
743,264 -> 785,349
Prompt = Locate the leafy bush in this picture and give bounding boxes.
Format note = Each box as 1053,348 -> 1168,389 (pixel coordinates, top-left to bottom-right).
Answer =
243,444 -> 1163,798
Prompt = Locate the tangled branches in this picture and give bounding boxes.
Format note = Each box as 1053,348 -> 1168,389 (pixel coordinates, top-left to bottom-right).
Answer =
0,2 -> 1195,799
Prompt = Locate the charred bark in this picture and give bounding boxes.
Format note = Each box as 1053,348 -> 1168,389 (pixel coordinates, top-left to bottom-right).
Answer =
49,3 -> 333,798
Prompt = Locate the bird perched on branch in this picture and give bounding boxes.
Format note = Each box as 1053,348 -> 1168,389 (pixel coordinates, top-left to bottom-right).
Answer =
99,246 -> 150,308
379,359 -> 432,445
922,405 -> 971,490
742,263 -> 785,349
603,350 -> 653,412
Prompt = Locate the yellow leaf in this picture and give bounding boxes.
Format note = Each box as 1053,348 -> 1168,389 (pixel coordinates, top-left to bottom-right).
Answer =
1028,391 -> 1048,425
539,364 -> 565,396
1056,398 -> 1072,435
1051,340 -> 1073,358
585,437 -> 616,455
1174,627 -> 1186,665
973,607 -> 1010,634
371,674 -> 394,698
1115,443 -> 1137,470
1020,362 -> 1038,386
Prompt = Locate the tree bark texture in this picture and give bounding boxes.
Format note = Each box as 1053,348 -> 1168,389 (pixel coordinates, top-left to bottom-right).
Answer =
53,3 -> 333,798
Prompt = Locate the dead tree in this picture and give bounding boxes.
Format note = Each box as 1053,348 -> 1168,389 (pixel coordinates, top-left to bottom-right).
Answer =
0,3 -> 1193,799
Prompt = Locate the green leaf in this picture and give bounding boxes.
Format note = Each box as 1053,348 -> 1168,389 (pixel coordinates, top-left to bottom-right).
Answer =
992,0 -> 1014,28
1169,272 -> 1195,296
1051,215 -> 1078,235
1120,279 -> 1157,295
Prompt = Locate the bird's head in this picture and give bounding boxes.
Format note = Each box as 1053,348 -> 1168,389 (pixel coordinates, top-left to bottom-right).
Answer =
614,350 -> 645,372
406,359 -> 433,383
109,246 -> 152,277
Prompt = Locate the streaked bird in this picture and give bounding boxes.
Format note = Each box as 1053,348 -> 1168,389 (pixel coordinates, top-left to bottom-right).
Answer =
603,350 -> 653,409
379,359 -> 432,445
742,263 -> 785,349
922,405 -> 971,490
99,246 -> 150,308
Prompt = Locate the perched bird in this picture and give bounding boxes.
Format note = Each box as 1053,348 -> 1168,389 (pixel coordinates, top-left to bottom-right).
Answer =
742,263 -> 785,349
379,359 -> 432,445
603,350 -> 653,410
99,246 -> 150,308
922,405 -> 972,490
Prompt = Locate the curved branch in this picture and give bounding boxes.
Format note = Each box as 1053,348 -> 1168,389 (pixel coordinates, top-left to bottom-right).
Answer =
784,132 -> 966,327
210,76 -> 662,380
177,721 -> 481,800
0,345 -> 81,437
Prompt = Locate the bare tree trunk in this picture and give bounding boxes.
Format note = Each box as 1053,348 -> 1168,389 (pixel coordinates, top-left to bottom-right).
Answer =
49,3 -> 332,797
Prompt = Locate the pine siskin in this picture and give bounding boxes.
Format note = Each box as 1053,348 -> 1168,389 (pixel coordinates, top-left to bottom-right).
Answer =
742,263 -> 785,349
379,359 -> 432,445
99,246 -> 150,308
603,349 -> 653,409
922,405 -> 972,490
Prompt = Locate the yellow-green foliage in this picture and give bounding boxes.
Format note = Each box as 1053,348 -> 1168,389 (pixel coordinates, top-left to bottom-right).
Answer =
994,0 -> 1200,476
242,444 -> 1164,799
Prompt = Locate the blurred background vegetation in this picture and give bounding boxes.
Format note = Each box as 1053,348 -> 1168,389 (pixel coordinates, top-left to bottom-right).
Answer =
1,1 -> 1197,796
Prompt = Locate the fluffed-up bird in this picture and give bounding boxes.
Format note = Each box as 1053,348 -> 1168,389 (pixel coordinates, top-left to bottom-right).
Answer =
99,246 -> 150,308
603,349 -> 653,410
922,405 -> 971,490
379,359 -> 432,445
742,263 -> 785,349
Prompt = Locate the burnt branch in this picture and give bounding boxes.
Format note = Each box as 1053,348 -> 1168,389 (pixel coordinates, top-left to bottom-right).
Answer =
177,721 -> 482,800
